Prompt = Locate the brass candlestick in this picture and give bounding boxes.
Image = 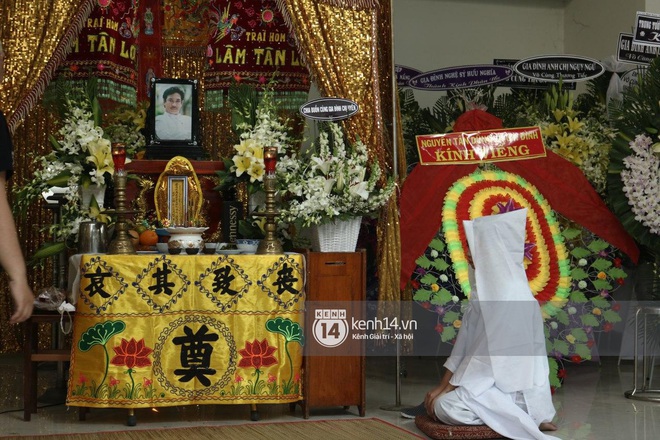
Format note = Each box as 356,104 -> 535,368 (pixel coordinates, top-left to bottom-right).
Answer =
255,147 -> 282,255
107,144 -> 136,254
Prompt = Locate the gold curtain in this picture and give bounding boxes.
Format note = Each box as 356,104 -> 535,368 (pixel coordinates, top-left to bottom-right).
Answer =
277,1 -> 404,319
0,0 -> 95,352
0,0 -> 96,131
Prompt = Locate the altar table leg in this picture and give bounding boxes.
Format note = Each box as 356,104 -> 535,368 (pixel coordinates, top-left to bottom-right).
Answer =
127,408 -> 136,426
250,403 -> 259,421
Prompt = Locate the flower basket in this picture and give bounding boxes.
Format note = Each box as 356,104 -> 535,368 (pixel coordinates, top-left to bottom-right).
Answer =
311,217 -> 362,252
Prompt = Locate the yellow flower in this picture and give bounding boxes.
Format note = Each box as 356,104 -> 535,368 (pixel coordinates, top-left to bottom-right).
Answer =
592,308 -> 602,316
247,143 -> 264,159
597,271 -> 607,280
542,123 -> 563,138
252,216 -> 266,233
232,155 -> 252,177
247,161 -> 265,183
566,334 -> 576,344
453,319 -> 462,329
88,203 -> 110,224
234,139 -> 254,157
431,284 -> 439,292
86,138 -> 114,175
552,108 -> 565,123
554,132 -> 576,150
566,116 -> 584,133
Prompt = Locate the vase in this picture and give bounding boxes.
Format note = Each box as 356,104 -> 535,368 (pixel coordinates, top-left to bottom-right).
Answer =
311,217 -> 362,252
80,184 -> 107,209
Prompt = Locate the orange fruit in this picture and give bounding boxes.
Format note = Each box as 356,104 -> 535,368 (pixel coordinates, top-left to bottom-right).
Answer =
139,229 -> 158,246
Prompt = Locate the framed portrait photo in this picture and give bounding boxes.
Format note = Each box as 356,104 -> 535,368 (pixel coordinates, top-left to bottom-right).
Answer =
146,78 -> 205,160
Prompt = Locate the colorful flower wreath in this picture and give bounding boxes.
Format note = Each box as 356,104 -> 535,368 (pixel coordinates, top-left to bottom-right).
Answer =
441,169 -> 571,317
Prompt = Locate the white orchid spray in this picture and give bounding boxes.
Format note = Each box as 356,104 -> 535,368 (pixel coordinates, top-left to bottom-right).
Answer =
13,79 -> 115,262
218,86 -> 293,193
277,122 -> 395,227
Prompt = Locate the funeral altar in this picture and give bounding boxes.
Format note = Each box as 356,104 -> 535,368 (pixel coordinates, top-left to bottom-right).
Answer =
66,253 -> 305,409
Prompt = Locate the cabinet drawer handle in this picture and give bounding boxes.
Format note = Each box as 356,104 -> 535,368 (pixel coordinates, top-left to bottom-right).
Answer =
324,261 -> 347,266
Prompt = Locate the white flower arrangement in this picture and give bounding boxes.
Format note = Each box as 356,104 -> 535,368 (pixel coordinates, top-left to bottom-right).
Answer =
218,87 -> 292,192
13,80 -> 115,260
620,134 -> 660,235
277,122 -> 394,227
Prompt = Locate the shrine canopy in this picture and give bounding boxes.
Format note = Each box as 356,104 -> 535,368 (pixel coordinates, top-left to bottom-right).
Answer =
399,110 -> 640,290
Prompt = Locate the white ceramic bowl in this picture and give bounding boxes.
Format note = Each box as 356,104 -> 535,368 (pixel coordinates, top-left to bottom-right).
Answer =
236,238 -> 260,253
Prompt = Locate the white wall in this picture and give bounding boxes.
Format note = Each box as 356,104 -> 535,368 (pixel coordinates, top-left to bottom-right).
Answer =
393,0 -> 565,108
392,0 -> 652,109
563,0 -> 645,61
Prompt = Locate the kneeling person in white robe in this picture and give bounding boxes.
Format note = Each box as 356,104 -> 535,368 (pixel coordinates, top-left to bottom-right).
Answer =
424,209 -> 560,440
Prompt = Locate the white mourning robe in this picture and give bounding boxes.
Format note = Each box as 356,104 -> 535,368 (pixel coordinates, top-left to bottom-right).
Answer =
434,209 -> 560,440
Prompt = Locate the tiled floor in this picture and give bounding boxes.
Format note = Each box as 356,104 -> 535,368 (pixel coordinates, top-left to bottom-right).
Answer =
0,354 -> 658,438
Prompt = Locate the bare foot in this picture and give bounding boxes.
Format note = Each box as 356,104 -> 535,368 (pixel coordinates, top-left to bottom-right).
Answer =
539,422 -> 558,431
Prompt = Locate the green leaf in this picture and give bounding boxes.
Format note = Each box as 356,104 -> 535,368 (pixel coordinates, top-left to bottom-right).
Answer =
590,296 -> 610,309
554,340 -> 570,355
413,289 -> 432,302
592,279 -> 612,291
441,326 -> 456,342
569,291 -> 588,303
45,171 -> 73,187
580,314 -> 600,327
571,268 -> 589,280
548,358 -> 561,389
430,259 -> 449,271
429,238 -> 445,252
561,228 -> 582,240
570,247 -> 592,259
570,328 -> 589,342
555,309 -> 570,326
590,258 -> 612,271
28,241 -> 67,265
603,310 -> 622,323
436,289 -> 453,304
415,255 -> 432,269
443,311 -> 459,324
265,317 -> 305,345
78,321 -> 126,351
420,274 -> 438,285
587,239 -> 609,252
574,343 -> 593,360
607,267 -> 627,279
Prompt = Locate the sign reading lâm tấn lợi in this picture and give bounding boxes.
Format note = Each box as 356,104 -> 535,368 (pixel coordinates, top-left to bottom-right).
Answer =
415,127 -> 546,165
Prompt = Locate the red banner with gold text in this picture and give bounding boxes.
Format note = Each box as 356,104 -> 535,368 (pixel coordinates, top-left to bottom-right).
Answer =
203,0 -> 310,110
58,0 -> 140,105
416,127 -> 547,165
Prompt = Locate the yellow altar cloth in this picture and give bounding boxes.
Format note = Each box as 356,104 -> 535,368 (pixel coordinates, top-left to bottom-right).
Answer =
66,253 -> 305,409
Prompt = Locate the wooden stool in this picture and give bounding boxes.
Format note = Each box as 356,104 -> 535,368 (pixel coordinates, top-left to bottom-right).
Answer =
23,311 -> 73,421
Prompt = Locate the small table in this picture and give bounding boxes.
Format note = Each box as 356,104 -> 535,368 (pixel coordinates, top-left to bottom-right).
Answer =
23,311 -> 73,421
66,253 -> 305,424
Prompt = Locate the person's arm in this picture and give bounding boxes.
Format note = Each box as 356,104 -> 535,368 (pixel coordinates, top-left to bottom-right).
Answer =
0,172 -> 33,323
424,368 -> 457,418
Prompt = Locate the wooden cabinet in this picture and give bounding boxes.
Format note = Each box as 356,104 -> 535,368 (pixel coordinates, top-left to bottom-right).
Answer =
300,250 -> 366,418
